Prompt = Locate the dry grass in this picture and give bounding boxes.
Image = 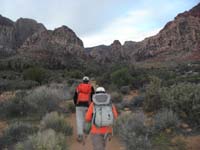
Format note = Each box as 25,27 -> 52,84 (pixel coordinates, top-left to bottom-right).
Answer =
0,91 -> 15,102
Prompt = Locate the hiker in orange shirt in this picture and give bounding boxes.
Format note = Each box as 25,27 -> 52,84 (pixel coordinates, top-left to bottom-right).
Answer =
73,76 -> 94,142
85,87 -> 118,150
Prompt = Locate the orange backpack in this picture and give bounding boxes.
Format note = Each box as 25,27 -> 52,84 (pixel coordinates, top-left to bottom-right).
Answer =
76,83 -> 92,103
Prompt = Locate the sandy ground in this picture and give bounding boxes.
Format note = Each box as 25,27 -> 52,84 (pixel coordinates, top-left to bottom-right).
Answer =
185,136 -> 200,150
67,113 -> 125,150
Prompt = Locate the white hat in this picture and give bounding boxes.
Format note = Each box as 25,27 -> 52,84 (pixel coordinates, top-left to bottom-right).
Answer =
83,76 -> 89,82
96,87 -> 105,92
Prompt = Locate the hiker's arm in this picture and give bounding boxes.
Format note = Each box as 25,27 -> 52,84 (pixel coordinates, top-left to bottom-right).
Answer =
85,103 -> 93,122
73,91 -> 78,105
112,105 -> 118,119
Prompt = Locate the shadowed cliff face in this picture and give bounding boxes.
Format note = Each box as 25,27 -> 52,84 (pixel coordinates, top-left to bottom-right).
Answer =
0,15 -> 46,58
18,26 -> 85,69
0,15 -> 15,58
87,3 -> 200,63
14,18 -> 46,48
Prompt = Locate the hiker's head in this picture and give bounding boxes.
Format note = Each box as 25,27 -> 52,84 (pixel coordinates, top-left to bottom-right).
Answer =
83,76 -> 89,83
95,87 -> 105,93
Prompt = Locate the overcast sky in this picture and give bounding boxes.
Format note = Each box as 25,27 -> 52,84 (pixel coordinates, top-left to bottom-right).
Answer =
0,0 -> 199,47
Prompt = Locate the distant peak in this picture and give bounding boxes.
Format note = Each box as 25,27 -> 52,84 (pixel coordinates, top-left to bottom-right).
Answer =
54,25 -> 74,32
111,40 -> 121,47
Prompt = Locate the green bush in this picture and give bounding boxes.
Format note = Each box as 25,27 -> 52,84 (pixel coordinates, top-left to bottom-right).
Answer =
143,76 -> 162,112
23,67 -> 49,84
154,109 -> 179,131
114,113 -> 152,150
0,122 -> 37,149
16,129 -> 68,150
40,112 -> 73,136
160,83 -> 200,124
111,68 -> 133,87
64,70 -> 84,79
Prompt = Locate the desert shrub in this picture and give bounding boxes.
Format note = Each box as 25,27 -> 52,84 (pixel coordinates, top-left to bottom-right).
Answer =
0,91 -> 35,118
152,132 -> 187,150
120,86 -> 130,95
154,109 -> 179,131
0,122 -> 37,149
64,70 -> 84,79
110,92 -> 123,103
160,83 -> 200,124
40,112 -> 73,136
0,79 -> 39,92
143,76 -> 162,112
66,102 -> 75,113
16,129 -> 68,150
152,133 -> 171,150
129,95 -> 145,109
0,86 -> 64,118
111,68 -> 133,87
96,72 -> 111,87
114,113 -> 152,150
24,86 -> 63,116
48,83 -> 70,100
23,67 -> 49,84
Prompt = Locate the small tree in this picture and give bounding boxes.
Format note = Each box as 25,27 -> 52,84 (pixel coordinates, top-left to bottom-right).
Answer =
23,67 -> 49,84
111,68 -> 133,87
144,76 -> 162,112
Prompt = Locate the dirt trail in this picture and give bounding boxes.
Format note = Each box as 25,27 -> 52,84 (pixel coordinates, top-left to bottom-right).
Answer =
67,113 -> 125,150
185,136 -> 200,150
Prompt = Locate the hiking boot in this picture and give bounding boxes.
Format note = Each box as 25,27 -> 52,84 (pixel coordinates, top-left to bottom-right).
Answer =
77,134 -> 83,142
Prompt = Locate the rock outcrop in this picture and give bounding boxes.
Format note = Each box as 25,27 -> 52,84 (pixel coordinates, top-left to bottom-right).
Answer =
134,3 -> 200,62
14,18 -> 46,48
19,26 -> 84,68
86,40 -> 127,64
0,15 -> 15,58
87,3 -> 200,63
0,15 -> 46,58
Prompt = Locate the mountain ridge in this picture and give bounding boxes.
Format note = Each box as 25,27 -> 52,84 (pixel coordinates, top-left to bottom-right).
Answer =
0,3 -> 200,68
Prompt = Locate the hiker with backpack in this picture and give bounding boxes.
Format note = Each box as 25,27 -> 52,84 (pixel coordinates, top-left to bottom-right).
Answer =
85,87 -> 118,150
73,76 -> 94,142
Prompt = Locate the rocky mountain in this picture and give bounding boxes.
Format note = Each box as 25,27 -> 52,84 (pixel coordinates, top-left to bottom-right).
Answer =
18,25 -> 84,68
87,3 -> 200,63
0,15 -> 46,58
14,18 -> 46,48
0,3 -> 200,69
86,40 -> 127,64
0,15 -> 85,69
0,15 -> 16,58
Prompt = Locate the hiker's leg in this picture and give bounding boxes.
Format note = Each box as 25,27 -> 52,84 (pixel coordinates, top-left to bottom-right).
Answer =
82,107 -> 88,132
76,107 -> 84,136
76,107 -> 88,136
91,134 -> 106,150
